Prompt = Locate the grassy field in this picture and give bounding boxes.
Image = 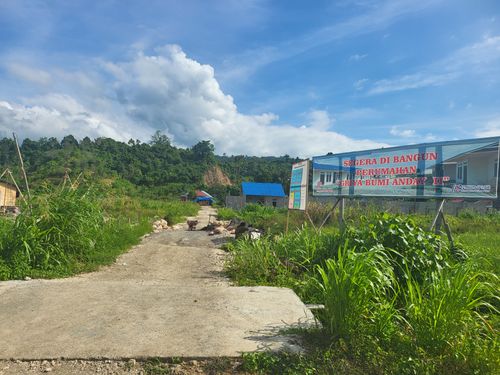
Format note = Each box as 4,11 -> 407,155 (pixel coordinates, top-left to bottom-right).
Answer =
221,204 -> 500,374
0,184 -> 198,280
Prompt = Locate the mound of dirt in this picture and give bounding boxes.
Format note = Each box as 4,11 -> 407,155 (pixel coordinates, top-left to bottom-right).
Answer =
203,165 -> 232,186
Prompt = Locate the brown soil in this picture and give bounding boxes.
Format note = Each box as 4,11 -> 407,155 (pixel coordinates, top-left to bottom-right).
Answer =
203,165 -> 232,186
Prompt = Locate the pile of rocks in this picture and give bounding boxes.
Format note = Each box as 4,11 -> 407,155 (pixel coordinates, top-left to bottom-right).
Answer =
206,220 -> 235,236
152,219 -> 169,233
235,221 -> 263,240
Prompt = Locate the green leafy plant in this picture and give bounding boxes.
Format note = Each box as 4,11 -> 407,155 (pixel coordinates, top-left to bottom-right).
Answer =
315,243 -> 397,340
226,211 -> 500,374
0,184 -> 199,280
404,264 -> 498,355
344,213 -> 451,284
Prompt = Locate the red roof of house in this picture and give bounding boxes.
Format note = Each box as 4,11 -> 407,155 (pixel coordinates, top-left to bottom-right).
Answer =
195,190 -> 213,198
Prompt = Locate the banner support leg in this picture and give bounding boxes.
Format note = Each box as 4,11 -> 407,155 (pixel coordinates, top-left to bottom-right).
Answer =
318,198 -> 341,231
430,199 -> 445,232
429,199 -> 454,246
339,197 -> 345,230
305,210 -> 317,232
285,209 -> 290,234
440,209 -> 454,247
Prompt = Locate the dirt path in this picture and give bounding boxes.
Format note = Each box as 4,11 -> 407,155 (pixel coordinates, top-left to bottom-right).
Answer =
0,207 -> 315,366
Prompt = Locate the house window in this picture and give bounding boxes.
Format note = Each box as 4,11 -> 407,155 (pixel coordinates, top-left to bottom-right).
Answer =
457,161 -> 468,183
326,172 -> 332,183
320,172 -> 325,184
333,172 -> 337,183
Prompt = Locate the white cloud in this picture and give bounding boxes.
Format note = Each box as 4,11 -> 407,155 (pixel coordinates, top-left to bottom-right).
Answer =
475,118 -> 500,137
0,45 -> 386,157
424,133 -> 437,142
349,53 -> 367,61
304,110 -> 335,130
368,72 -> 456,95
220,0 -> 441,81
0,96 -> 145,141
353,78 -> 369,90
366,35 -> 500,95
389,126 -> 416,138
5,63 -> 51,85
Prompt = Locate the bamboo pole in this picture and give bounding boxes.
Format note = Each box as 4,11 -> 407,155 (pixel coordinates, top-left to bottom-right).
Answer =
429,199 -> 445,231
285,209 -> 290,234
318,198 -> 341,231
305,210 -> 317,232
428,198 -> 454,246
6,169 -> 26,204
339,197 -> 345,230
440,210 -> 454,247
13,133 -> 31,201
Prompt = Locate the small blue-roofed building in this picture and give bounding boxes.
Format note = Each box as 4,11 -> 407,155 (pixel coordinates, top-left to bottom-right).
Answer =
240,182 -> 288,208
226,182 -> 288,209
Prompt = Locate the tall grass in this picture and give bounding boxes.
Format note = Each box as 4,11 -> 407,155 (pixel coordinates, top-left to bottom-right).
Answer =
102,195 -> 199,224
0,184 -> 199,280
218,204 -> 304,234
0,185 -> 103,278
316,243 -> 397,340
225,238 -> 283,285
404,264 -> 498,355
227,212 -> 500,374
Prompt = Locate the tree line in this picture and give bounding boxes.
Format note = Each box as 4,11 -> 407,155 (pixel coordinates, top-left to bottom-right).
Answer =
0,132 -> 298,200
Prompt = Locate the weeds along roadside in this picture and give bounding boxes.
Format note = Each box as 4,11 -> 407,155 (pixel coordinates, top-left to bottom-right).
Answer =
222,208 -> 500,374
0,183 -> 199,280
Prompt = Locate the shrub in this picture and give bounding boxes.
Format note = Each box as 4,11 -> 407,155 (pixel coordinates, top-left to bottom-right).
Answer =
344,213 -> 451,284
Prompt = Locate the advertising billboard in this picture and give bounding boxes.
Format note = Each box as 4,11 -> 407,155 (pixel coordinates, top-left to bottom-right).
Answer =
289,160 -> 309,210
312,137 -> 500,199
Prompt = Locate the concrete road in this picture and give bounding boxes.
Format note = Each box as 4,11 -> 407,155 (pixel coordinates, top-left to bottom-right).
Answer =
0,207 -> 315,360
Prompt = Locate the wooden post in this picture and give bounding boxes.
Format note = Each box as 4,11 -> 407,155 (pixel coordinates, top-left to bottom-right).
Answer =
285,209 -> 290,234
434,199 -> 443,233
305,210 -> 317,232
6,169 -> 26,204
339,197 -> 345,230
440,210 -> 454,247
13,133 -> 31,201
430,199 -> 445,232
318,198 -> 341,231
429,199 -> 454,246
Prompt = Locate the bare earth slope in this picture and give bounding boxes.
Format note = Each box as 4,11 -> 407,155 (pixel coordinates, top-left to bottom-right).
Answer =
0,207 -> 315,361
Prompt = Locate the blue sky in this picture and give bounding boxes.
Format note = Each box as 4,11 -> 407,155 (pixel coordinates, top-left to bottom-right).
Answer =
0,0 -> 499,156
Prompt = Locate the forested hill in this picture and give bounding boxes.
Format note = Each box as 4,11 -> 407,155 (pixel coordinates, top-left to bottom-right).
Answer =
0,133 -> 298,199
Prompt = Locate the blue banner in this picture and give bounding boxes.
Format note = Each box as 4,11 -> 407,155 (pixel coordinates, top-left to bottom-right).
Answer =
312,137 -> 500,199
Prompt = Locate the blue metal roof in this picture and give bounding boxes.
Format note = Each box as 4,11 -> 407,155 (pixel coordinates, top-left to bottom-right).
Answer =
242,182 -> 285,197
194,196 -> 215,202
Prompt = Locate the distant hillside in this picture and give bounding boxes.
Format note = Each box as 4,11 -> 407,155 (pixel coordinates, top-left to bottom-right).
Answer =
1,133 -> 298,199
